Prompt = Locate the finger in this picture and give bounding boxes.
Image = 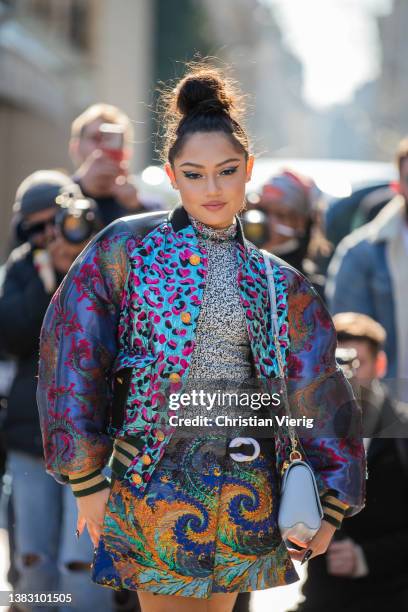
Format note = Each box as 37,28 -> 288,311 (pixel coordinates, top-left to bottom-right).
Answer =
327,554 -> 347,566
327,547 -> 350,558
90,149 -> 103,161
328,541 -> 351,550
287,549 -> 305,562
331,554 -> 354,566
327,556 -> 353,571
307,531 -> 331,556
114,175 -> 127,187
304,545 -> 326,561
76,516 -> 86,537
300,547 -> 315,564
286,536 -> 308,549
327,553 -> 351,563
98,160 -> 121,176
328,564 -> 354,576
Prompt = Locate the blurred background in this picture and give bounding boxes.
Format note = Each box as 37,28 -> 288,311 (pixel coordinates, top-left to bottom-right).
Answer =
0,0 -> 407,259
1,3 -> 408,611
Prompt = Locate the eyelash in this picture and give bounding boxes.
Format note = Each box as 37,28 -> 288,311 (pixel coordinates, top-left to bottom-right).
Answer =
183,166 -> 239,180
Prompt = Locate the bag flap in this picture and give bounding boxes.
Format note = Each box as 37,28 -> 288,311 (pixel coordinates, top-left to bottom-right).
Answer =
279,461 -> 323,530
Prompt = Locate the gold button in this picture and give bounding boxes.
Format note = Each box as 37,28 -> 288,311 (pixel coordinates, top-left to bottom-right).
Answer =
189,254 -> 201,265
132,473 -> 142,484
155,430 -> 165,441
142,454 -> 151,465
169,372 -> 181,383
181,312 -> 191,324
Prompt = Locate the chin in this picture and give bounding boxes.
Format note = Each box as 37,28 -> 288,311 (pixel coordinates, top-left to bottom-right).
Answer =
200,209 -> 237,229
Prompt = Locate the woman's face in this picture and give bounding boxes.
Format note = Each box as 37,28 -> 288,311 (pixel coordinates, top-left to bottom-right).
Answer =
257,198 -> 308,250
165,132 -> 254,229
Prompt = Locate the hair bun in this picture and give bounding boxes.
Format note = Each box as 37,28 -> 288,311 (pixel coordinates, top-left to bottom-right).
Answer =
159,61 -> 249,163
176,70 -> 234,117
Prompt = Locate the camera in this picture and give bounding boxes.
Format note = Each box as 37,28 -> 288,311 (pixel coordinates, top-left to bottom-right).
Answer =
55,188 -> 101,244
16,184 -> 101,246
335,347 -> 360,379
99,122 -> 126,162
240,208 -> 269,247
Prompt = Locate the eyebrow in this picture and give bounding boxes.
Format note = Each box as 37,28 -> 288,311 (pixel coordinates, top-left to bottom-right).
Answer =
179,158 -> 241,168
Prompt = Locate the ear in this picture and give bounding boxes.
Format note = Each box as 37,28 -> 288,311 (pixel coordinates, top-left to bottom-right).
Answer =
165,162 -> 178,190
245,155 -> 255,182
375,350 -> 387,379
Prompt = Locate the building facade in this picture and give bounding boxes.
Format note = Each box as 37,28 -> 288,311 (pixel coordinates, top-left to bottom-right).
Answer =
0,0 -> 153,260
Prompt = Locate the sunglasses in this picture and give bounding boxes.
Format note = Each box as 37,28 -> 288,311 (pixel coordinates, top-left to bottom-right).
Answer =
21,217 -> 56,238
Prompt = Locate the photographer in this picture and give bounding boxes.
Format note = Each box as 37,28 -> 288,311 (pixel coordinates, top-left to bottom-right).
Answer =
69,103 -> 154,227
0,170 -> 112,611
243,169 -> 330,299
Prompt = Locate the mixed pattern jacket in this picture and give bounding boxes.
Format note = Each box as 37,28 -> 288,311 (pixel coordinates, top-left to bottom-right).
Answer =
36,205 -> 366,526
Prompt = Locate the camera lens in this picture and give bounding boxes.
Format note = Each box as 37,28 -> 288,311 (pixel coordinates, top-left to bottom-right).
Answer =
241,209 -> 269,247
60,212 -> 95,244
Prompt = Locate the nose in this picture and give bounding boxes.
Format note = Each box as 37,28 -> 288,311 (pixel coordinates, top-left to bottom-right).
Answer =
44,220 -> 57,243
206,174 -> 221,197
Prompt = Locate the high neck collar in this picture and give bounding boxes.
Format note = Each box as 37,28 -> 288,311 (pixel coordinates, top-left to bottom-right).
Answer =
168,205 -> 247,249
187,212 -> 238,241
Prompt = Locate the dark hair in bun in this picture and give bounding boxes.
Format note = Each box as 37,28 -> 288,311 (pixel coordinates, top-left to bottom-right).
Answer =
159,62 -> 250,164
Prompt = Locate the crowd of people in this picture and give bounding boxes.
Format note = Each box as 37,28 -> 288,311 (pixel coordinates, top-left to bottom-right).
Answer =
0,103 -> 159,612
0,94 -> 407,612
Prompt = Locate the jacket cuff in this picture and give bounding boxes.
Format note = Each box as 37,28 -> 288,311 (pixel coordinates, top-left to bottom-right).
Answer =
321,491 -> 349,529
68,468 -> 111,497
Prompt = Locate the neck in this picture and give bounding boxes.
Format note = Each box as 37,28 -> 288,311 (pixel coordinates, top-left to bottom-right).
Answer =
187,213 -> 236,229
187,212 -> 238,241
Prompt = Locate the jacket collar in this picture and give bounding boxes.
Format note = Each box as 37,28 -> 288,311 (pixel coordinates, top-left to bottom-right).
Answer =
168,204 -> 247,248
368,194 -> 407,243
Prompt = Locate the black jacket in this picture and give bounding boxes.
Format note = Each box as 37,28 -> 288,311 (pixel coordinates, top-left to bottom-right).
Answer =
294,390 -> 408,612
0,243 -> 56,456
0,202 -> 157,458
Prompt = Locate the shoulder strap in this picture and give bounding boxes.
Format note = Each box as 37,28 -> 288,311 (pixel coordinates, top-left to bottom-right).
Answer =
261,250 -> 300,461
261,250 -> 286,380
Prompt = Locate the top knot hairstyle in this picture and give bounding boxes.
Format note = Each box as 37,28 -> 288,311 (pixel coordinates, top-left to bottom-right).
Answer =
159,63 -> 250,165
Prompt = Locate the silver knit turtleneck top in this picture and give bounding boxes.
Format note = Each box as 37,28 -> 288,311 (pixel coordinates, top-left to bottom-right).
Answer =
186,213 -> 252,385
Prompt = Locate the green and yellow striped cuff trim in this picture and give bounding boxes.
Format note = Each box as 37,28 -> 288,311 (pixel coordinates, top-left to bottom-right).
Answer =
68,468 -> 110,498
321,492 -> 349,529
110,437 -> 142,477
322,494 -> 349,511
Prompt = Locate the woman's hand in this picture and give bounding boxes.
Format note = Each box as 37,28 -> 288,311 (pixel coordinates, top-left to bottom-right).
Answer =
76,486 -> 111,548
287,519 -> 337,563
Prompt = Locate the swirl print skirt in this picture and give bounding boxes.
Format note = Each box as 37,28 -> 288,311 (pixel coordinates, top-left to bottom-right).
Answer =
91,433 -> 299,599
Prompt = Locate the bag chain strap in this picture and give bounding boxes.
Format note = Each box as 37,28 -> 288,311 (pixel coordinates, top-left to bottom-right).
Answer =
262,251 -> 303,472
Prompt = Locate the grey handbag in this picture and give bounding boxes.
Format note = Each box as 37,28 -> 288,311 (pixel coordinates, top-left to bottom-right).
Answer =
262,251 -> 323,544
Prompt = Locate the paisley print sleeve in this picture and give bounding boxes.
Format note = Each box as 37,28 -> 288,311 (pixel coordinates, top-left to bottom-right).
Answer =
285,268 -> 367,520
36,221 -> 133,489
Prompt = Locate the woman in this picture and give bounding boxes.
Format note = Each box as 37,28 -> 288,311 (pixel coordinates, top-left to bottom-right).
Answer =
37,65 -> 366,612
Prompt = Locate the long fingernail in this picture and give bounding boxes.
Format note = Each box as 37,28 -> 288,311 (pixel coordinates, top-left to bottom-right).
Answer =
301,548 -> 313,565
75,529 -> 80,540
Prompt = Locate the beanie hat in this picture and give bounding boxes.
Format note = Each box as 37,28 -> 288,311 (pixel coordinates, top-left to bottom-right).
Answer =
261,169 -> 317,217
13,170 -> 73,218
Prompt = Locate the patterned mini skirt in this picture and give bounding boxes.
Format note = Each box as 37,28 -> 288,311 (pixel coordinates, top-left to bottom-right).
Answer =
91,432 -> 299,599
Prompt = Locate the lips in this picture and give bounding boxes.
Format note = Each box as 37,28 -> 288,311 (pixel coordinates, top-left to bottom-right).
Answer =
202,201 -> 227,210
